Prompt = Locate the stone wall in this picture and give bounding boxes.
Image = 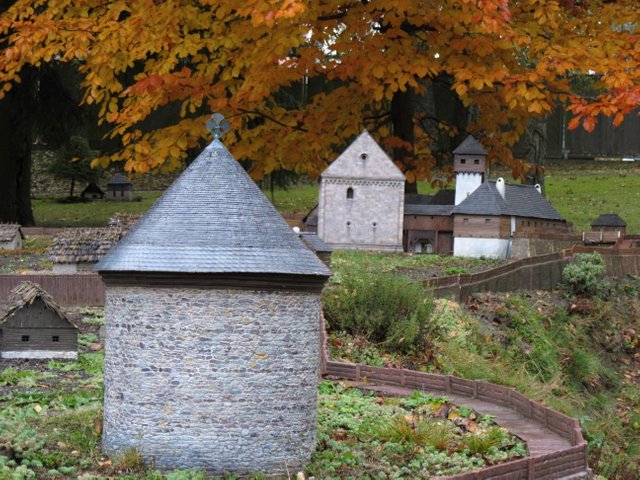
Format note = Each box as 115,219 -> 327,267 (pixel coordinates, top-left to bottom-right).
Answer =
318,178 -> 404,251
511,237 -> 582,258
102,286 -> 321,474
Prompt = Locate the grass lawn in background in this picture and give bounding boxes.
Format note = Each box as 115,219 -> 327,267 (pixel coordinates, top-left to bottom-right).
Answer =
544,160 -> 640,233
31,160 -> 640,231
32,192 -> 162,227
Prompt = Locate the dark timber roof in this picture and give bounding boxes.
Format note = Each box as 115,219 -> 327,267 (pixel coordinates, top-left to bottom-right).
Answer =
452,181 -> 565,221
107,173 -> 131,186
96,139 -> 331,277
429,189 -> 456,205
453,135 -> 487,156
591,213 -> 626,227
404,204 -> 454,216
404,194 -> 433,205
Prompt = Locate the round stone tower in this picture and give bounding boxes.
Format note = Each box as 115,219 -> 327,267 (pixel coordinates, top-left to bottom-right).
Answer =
95,119 -> 331,474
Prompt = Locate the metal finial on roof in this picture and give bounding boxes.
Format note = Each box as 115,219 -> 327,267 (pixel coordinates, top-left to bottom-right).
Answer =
206,113 -> 230,140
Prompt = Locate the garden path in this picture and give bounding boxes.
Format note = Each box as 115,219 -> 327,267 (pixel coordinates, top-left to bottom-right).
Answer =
344,381 -> 572,457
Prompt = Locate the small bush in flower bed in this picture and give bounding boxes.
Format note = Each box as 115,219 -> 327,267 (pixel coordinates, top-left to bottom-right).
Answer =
308,382 -> 527,479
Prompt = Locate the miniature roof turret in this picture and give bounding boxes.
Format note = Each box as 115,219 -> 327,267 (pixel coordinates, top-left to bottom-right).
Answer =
96,132 -> 331,280
0,281 -> 69,325
591,213 -> 626,228
321,130 -> 406,181
453,135 -> 487,156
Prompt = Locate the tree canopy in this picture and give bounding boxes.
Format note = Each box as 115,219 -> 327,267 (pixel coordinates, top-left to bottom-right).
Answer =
0,0 -> 638,184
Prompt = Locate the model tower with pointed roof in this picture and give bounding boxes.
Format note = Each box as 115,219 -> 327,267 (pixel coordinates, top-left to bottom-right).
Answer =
453,135 -> 488,206
317,130 -> 406,252
96,116 -> 331,475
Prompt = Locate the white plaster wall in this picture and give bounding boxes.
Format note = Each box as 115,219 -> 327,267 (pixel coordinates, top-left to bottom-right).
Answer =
454,237 -> 510,258
318,179 -> 404,251
455,173 -> 483,205
1,350 -> 77,359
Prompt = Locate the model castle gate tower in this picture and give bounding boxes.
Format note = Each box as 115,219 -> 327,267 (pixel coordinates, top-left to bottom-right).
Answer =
96,116 -> 331,474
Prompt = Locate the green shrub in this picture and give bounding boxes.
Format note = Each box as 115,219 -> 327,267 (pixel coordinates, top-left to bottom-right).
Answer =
442,267 -> 469,276
562,253 -> 605,296
323,270 -> 434,353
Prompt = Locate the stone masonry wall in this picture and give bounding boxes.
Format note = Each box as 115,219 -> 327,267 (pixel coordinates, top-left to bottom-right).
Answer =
318,178 -> 404,251
102,286 -> 321,474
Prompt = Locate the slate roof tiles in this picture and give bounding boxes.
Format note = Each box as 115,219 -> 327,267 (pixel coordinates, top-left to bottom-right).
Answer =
452,181 -> 564,221
96,140 -> 331,277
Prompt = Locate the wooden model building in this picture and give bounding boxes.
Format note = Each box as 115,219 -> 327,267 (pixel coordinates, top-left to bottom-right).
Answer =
0,282 -> 78,359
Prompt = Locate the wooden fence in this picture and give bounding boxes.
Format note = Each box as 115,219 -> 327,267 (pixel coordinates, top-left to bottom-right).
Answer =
0,274 -> 105,306
424,246 -> 640,301
324,361 -> 589,480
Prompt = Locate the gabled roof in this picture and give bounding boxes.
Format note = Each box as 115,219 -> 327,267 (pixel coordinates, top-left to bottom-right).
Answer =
82,183 -> 104,195
107,173 -> 131,186
49,227 -> 126,264
299,232 -> 332,253
0,282 -> 71,326
96,139 -> 331,277
453,135 -> 487,156
321,130 -> 406,181
452,181 -> 564,221
591,213 -> 626,227
0,224 -> 22,242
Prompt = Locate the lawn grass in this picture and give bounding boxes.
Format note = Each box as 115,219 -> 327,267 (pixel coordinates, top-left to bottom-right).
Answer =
32,192 -> 162,227
30,160 -> 639,232
544,161 -> 640,233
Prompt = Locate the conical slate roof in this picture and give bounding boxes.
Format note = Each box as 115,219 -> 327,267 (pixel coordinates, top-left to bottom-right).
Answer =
321,130 -> 406,181
453,135 -> 487,156
96,139 -> 331,277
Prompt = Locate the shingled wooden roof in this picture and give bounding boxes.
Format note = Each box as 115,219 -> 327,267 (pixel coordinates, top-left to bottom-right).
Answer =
0,281 -> 68,325
0,224 -> 22,243
48,227 -> 126,264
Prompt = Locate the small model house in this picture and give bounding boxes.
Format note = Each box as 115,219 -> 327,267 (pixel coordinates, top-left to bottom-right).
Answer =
106,173 -> 133,201
0,282 -> 78,359
0,224 -> 23,250
318,130 -> 406,252
49,227 -> 126,273
96,116 -> 331,474
81,182 -> 105,200
583,213 -> 627,244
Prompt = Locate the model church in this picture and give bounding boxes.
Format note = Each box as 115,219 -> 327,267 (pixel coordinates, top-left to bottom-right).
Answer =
315,133 -> 569,259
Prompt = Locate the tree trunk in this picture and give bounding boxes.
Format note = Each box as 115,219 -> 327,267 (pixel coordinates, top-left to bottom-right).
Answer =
523,118 -> 547,190
391,88 -> 416,194
70,176 -> 76,198
0,67 -> 36,225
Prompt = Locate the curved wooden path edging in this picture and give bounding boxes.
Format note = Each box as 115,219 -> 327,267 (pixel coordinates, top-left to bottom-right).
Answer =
323,361 -> 592,480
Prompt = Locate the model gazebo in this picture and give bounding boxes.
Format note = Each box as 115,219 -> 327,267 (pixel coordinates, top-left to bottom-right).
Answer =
106,173 -> 133,201
95,115 -> 331,474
